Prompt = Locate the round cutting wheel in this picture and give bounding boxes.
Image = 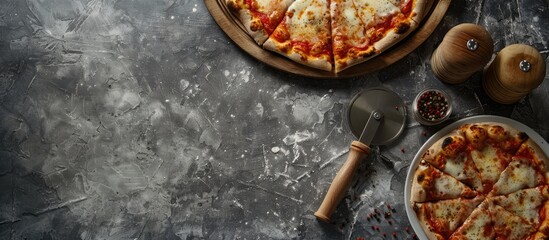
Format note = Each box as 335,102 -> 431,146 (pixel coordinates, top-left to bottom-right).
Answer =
348,88 -> 406,146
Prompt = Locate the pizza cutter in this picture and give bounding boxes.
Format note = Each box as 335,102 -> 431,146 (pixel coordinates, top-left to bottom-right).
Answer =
314,87 -> 406,222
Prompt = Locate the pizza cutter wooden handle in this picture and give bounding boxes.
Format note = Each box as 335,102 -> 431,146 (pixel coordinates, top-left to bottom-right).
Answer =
314,140 -> 371,222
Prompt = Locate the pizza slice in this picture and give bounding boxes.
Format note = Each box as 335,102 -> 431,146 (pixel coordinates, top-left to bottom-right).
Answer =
488,186 -> 549,225
448,202 -> 494,240
330,0 -> 429,72
352,0 -> 425,55
263,0 -> 333,71
411,162 -> 478,203
226,0 -> 294,44
460,123 -> 529,193
421,130 -> 484,192
491,204 -> 537,239
330,0 -> 376,73
489,158 -> 548,196
414,196 -> 484,240
449,202 -> 537,240
515,139 -> 549,167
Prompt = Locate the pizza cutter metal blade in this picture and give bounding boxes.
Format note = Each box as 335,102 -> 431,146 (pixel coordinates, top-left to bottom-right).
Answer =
314,87 -> 406,222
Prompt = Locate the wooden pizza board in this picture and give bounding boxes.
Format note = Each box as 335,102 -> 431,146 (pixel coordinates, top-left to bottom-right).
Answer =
205,0 -> 452,78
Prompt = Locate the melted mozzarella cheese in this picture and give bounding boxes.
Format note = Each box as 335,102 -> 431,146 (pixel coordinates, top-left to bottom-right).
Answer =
286,0 -> 328,40
433,172 -> 469,198
444,156 -> 466,180
471,145 -> 503,183
492,160 -> 539,195
367,0 -> 400,16
491,188 -> 545,224
460,207 -> 493,239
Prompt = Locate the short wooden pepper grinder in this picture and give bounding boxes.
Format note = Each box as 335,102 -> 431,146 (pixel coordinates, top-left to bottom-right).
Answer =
482,44 -> 546,104
431,23 -> 494,84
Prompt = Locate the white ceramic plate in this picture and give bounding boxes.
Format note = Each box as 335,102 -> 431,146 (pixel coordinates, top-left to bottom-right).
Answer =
404,115 -> 549,240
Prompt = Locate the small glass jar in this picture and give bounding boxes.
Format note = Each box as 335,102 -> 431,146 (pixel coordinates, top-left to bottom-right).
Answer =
413,89 -> 452,126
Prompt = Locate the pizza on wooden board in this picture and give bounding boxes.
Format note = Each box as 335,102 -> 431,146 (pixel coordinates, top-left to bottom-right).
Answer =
226,0 -> 431,73
410,122 -> 549,240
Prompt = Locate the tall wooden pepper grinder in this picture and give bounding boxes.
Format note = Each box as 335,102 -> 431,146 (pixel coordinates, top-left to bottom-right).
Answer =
482,44 -> 546,104
431,23 -> 494,84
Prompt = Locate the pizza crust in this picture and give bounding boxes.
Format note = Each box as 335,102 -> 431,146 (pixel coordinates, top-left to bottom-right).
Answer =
226,0 -> 270,44
372,20 -> 418,57
263,38 -> 333,71
410,0 -> 430,24
334,47 -> 377,73
520,138 -> 549,168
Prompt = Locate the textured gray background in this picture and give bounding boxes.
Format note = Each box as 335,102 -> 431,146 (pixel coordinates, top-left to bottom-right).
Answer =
0,0 -> 548,239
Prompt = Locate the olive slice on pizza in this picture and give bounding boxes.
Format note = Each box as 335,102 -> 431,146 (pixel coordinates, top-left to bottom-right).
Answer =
411,162 -> 478,203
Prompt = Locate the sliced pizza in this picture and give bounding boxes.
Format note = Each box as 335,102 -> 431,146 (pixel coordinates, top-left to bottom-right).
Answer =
421,130 -> 484,192
226,0 -> 294,44
330,0 -> 375,73
488,186 -> 549,225
414,196 -> 484,240
491,204 -> 537,240
263,0 -> 333,71
460,123 -> 530,193
411,121 -> 549,240
411,162 -> 478,203
353,0 -> 426,56
515,139 -> 549,167
489,158 -> 548,196
448,202 -> 494,240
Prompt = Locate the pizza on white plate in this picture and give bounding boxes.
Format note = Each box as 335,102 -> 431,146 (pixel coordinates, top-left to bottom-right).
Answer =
411,122 -> 549,240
